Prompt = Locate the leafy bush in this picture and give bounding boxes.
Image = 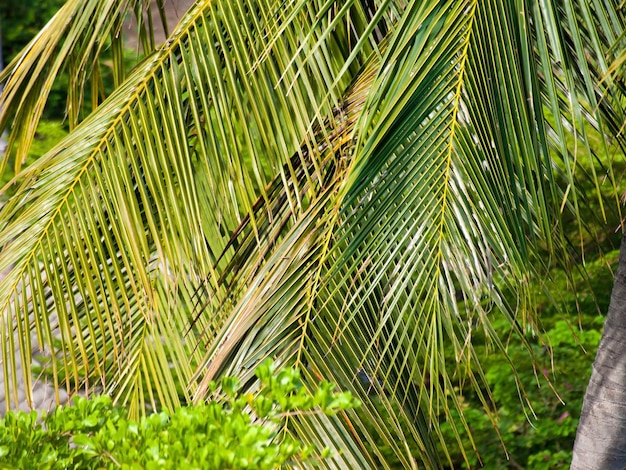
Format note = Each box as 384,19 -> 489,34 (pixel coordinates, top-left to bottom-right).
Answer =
0,361 -> 359,469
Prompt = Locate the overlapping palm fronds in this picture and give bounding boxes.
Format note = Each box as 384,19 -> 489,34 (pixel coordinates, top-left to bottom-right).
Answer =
0,0 -> 625,467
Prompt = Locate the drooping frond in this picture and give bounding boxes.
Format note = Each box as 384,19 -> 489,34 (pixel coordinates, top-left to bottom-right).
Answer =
0,0 -> 168,175
187,0 -> 626,466
0,0 -> 390,416
0,0 -> 625,467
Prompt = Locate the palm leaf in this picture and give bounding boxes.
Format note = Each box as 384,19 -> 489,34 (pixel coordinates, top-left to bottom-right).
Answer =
0,0 -> 382,413
0,0 -> 168,175
188,0 -> 626,466
0,0 -> 625,467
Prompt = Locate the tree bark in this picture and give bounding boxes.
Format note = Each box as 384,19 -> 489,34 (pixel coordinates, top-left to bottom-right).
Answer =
571,233 -> 626,469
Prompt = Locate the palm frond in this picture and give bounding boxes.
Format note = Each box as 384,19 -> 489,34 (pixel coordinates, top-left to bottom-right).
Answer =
0,0 -> 387,415
0,0 -> 169,175
0,0 -> 625,467
187,0 -> 626,466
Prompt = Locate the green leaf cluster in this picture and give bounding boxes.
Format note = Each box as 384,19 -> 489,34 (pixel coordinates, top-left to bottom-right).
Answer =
0,361 -> 359,469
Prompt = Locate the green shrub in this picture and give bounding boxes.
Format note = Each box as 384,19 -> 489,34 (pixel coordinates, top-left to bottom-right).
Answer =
0,361 -> 359,469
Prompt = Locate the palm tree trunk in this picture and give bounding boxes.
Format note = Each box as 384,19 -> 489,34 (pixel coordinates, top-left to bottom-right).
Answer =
571,233 -> 626,469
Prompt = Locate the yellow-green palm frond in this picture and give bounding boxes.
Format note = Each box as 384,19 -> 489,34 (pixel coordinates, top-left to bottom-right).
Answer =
0,0 -> 625,467
0,0 -> 392,416
0,0 -> 170,175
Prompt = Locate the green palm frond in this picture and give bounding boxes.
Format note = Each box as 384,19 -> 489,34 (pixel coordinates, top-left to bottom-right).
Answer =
0,0 -> 625,467
186,0 -> 626,466
0,0 -> 383,413
0,0 -> 169,175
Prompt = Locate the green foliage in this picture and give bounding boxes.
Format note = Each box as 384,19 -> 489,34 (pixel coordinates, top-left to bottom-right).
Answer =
1,0 -> 625,466
26,121 -> 68,161
0,1 -> 141,121
0,120 -> 68,198
439,251 -> 618,469
0,361 -> 359,469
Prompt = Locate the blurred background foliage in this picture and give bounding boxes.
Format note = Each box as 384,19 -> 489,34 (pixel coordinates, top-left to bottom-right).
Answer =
440,251 -> 617,468
0,0 -> 65,62
1,1 -> 623,468
0,1 -> 67,191
1,0 -> 67,118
